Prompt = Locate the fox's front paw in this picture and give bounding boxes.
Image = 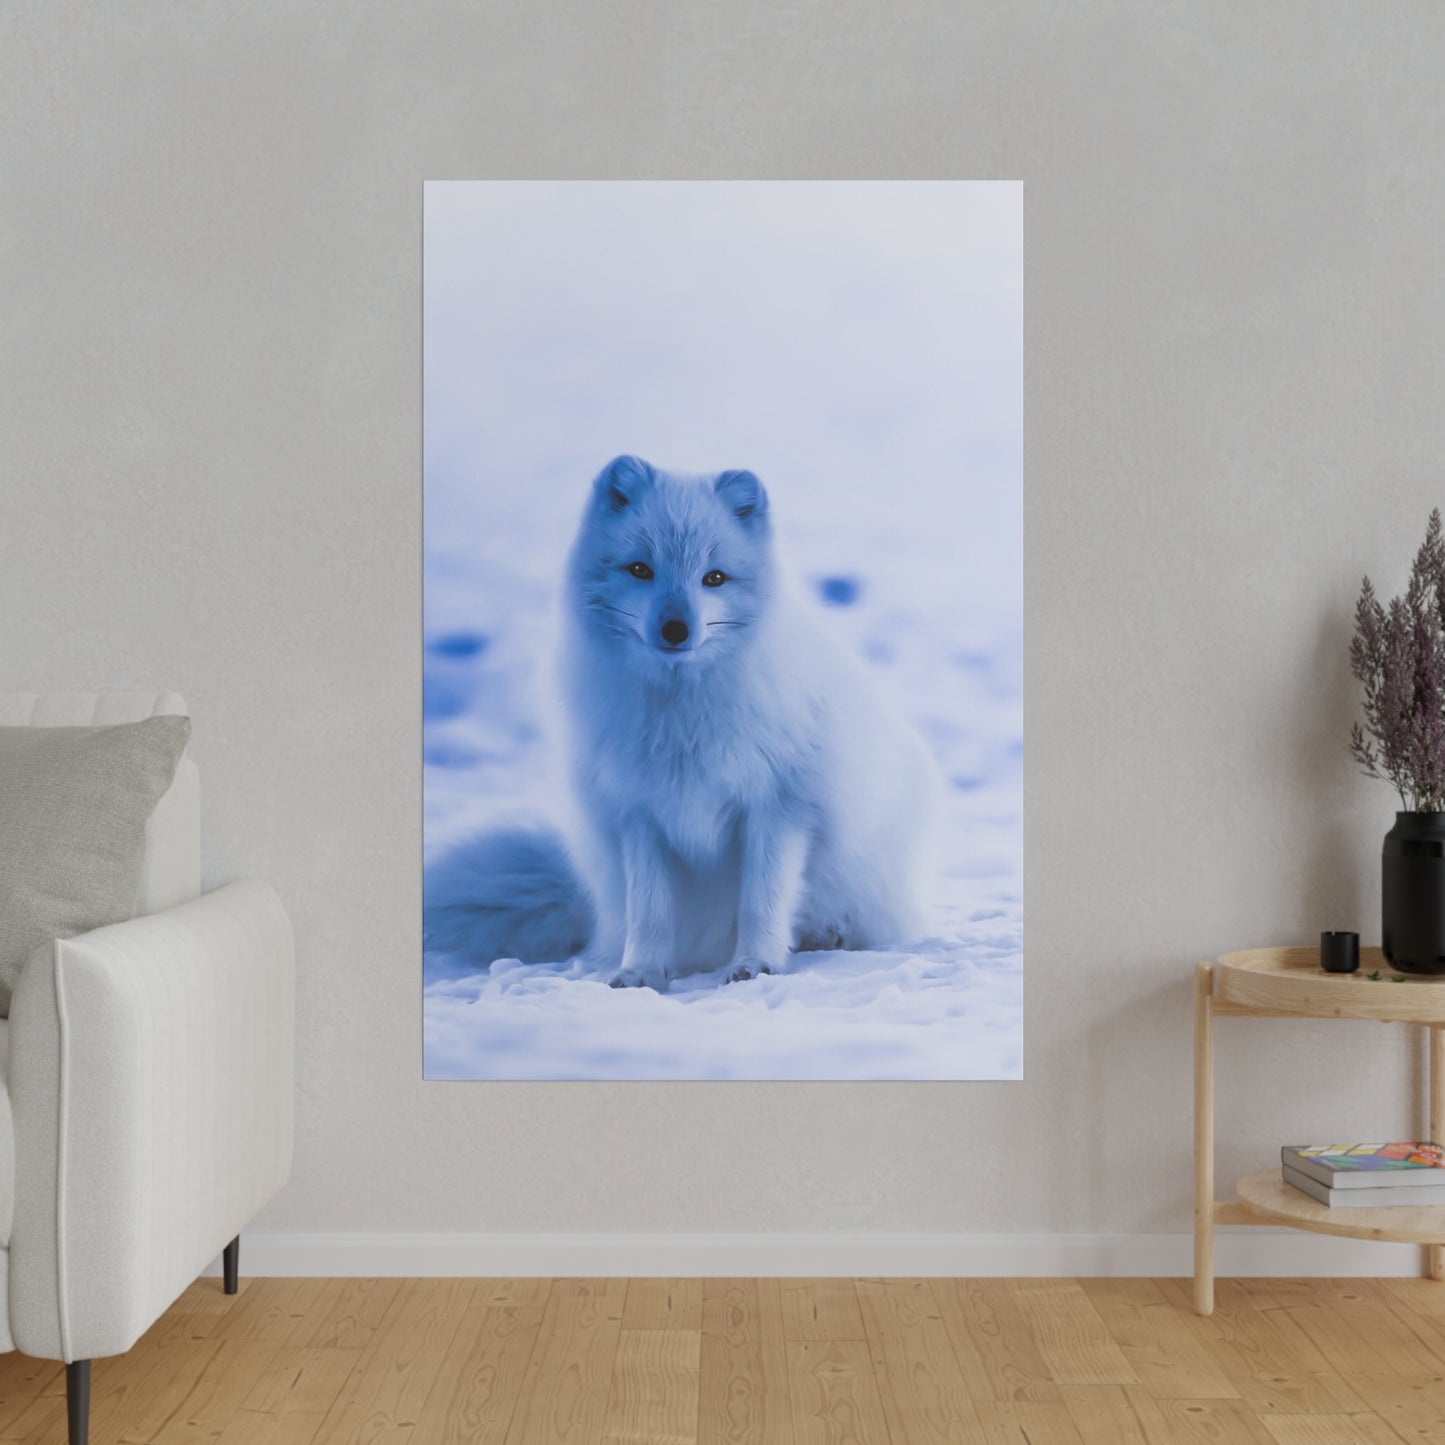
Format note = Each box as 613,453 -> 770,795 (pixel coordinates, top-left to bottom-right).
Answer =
609,963 -> 670,992
572,942 -> 624,974
725,958 -> 775,984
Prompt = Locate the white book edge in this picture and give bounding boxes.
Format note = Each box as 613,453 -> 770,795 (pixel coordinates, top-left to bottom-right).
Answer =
1282,1165 -> 1445,1209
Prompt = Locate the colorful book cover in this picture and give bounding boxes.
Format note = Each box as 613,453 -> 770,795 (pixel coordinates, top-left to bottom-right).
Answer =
1287,1143 -> 1445,1172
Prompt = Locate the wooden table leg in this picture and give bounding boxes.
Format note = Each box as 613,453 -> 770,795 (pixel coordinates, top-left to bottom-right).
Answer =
1431,1025 -> 1445,1282
1194,962 -> 1215,1315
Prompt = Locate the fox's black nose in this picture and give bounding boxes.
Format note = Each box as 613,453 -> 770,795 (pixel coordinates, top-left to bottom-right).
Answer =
661,619 -> 690,646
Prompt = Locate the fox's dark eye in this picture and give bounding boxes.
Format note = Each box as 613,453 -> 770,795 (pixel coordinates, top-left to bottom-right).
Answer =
702,570 -> 727,587
626,561 -> 654,580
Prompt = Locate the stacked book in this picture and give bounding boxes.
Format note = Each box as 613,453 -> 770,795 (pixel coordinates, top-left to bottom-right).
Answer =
1283,1143 -> 1445,1207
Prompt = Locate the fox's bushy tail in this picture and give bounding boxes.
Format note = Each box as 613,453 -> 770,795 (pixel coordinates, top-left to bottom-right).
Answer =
423,825 -> 594,975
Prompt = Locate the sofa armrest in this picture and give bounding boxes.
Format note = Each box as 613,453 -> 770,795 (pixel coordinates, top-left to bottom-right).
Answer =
7,880 -> 294,1361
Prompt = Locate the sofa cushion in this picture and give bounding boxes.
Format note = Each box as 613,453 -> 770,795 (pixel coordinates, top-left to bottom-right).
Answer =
0,694 -> 201,920
0,716 -> 191,1015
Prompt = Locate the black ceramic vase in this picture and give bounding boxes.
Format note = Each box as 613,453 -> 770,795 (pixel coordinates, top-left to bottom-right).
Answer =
1383,812 -> 1445,975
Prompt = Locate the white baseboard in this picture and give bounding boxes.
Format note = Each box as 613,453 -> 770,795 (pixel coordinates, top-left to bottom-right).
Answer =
203,1228 -> 1430,1278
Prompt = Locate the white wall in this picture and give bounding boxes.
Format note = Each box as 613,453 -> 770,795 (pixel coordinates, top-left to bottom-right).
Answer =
3,1 -> 1444,1267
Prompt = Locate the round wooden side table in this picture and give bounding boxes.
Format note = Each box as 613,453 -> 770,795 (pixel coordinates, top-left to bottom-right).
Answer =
1193,946 -> 1445,1315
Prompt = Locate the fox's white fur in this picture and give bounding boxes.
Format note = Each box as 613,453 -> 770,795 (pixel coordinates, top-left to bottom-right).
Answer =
423,455 -> 941,991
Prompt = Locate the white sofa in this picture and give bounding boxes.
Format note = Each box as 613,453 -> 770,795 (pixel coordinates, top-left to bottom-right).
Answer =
0,692 -> 294,1445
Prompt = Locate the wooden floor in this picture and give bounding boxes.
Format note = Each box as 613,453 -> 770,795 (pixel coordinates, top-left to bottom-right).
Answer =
3,1277 -> 1445,1443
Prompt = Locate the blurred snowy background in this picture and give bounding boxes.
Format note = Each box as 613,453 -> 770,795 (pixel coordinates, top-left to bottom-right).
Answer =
423,181 -> 1022,1080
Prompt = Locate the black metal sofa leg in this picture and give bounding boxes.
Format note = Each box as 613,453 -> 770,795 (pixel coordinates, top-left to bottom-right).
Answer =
66,1360 -> 90,1445
64,1239 -> 238,1443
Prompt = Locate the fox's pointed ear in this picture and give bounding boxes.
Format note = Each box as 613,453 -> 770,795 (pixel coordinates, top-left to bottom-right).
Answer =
715,469 -> 768,530
592,455 -> 654,512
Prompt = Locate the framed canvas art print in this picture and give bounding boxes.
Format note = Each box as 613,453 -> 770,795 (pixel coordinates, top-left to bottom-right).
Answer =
423,181 -> 1021,1080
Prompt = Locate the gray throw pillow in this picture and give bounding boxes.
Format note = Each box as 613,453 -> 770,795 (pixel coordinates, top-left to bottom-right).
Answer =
0,714 -> 192,1014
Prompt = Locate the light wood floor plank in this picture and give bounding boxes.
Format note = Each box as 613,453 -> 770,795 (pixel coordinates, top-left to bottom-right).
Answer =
1309,1279 -> 1445,1376
853,1278 -> 932,1299
1080,1277 -> 1237,1399
856,1278 -> 981,1443
0,1358 -> 62,1438
1270,1299 -> 1404,1382
169,1278 -> 245,1318
150,1339 -> 283,1445
10,1395 -> 66,1445
410,1304 -> 545,1445
1006,1280 -> 1138,1387
286,1278 -> 403,1351
108,1335 -> 222,1444
623,1279 -> 704,1332
931,1277 -> 1059,1403
1210,1281 -> 1377,1414
785,1341 -> 890,1445
778,1282 -> 865,1343
474,1280 -> 554,1308
1378,1274 -> 1445,1319
213,1346 -> 363,1445
1368,1276 -> 1445,1359
1058,1383 -> 1156,1444
207,1277 -> 333,1344
4,1277 -> 1445,1444
973,1398 -> 1089,1444
311,1276 -> 476,1443
1342,1373 -> 1445,1445
503,1288 -> 624,1445
601,1328 -> 700,1445
1229,1281 -> 1322,1311
551,1279 -> 631,1299
1259,1414 -> 1404,1445
1144,1398 -> 1279,1445
698,1278 -> 793,1445
1170,1279 -> 1364,1417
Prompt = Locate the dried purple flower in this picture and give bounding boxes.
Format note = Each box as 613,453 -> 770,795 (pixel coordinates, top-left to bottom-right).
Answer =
1352,510 -> 1445,811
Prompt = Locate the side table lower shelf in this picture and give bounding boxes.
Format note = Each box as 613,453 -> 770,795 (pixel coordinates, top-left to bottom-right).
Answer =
1233,1167 -> 1445,1245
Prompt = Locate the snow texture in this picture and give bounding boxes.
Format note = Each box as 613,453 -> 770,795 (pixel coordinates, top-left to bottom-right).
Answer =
423,182 -> 1022,1079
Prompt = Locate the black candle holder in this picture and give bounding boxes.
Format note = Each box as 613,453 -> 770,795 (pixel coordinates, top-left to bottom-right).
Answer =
1320,931 -> 1360,974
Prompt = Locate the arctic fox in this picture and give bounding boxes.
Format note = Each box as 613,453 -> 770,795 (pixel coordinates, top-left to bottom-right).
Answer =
424,455 -> 942,991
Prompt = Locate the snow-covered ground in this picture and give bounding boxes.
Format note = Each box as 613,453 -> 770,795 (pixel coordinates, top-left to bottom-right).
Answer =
423,182 -> 1022,1080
